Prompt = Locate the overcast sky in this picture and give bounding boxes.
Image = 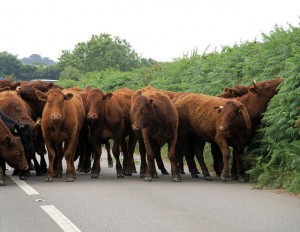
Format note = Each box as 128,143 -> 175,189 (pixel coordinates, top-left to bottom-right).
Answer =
1,0 -> 299,62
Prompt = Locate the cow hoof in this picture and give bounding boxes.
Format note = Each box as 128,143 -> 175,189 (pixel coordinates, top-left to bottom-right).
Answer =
172,176 -> 182,182
117,173 -> 124,178
124,171 -> 132,176
152,173 -> 159,178
205,176 -> 212,181
55,173 -> 62,178
221,175 -> 228,182
91,173 -> 99,178
144,176 -> 152,182
191,173 -> 199,178
0,180 -> 6,186
66,177 -> 74,182
161,169 -> 169,175
19,175 -> 27,180
132,169 -> 137,173
108,163 -> 113,168
36,171 -> 43,176
45,177 -> 53,182
179,170 -> 185,174
238,176 -> 247,182
140,174 -> 145,178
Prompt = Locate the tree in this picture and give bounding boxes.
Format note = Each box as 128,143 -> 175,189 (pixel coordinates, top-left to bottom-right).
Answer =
58,33 -> 153,73
0,51 -> 22,77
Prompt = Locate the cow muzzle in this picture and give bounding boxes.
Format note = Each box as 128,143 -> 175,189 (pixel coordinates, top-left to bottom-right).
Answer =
51,114 -> 62,120
87,113 -> 98,120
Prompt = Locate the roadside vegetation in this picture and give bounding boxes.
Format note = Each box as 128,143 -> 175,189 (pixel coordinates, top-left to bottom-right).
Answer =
1,23 -> 299,193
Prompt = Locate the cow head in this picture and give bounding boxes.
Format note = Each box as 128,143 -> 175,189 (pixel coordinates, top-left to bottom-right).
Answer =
130,91 -> 155,131
35,88 -> 73,122
248,77 -> 284,99
85,87 -> 112,122
215,101 -> 246,131
0,120 -> 28,171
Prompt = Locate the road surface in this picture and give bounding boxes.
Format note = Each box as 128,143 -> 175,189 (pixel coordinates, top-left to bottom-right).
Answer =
1,152 -> 299,232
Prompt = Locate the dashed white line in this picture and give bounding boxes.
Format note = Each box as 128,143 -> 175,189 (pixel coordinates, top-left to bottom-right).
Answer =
9,175 -> 39,195
41,205 -> 81,232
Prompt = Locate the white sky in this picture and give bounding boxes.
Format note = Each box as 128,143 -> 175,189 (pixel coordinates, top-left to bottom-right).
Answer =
0,0 -> 299,62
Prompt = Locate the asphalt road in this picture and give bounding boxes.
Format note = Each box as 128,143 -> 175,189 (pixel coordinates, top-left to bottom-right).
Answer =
1,152 -> 300,232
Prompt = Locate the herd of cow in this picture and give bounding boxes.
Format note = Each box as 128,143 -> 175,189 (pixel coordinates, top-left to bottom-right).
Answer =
0,77 -> 284,186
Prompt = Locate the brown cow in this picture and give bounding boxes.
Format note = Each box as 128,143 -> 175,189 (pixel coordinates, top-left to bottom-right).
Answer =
0,118 -> 29,186
69,87 -> 114,172
35,88 -> 85,182
85,87 -> 126,178
217,84 -> 249,98
130,88 -> 181,182
0,90 -> 43,177
212,77 -> 284,178
0,80 -> 21,90
174,93 -> 251,181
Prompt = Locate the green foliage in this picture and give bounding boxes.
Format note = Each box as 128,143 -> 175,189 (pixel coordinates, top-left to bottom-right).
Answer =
58,33 -> 155,74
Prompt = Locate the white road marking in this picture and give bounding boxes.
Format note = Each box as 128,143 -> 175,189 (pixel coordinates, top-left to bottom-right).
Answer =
41,205 -> 81,232
9,175 -> 39,195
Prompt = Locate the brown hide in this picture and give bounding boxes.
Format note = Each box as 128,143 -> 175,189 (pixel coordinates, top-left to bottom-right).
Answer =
0,118 -> 28,182
0,91 -> 35,126
174,93 -> 250,180
85,88 -> 125,178
112,87 -> 136,175
36,88 -> 85,182
130,88 -> 180,182
16,81 -> 62,119
0,80 -> 21,90
235,77 -> 284,141
217,84 -> 249,98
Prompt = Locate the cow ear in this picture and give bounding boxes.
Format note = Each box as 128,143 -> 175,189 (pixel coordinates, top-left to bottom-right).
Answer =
64,93 -> 73,100
35,90 -> 47,101
5,136 -> 11,145
86,86 -> 91,92
214,105 -> 223,112
136,91 -> 142,96
104,93 -> 113,101
248,87 -> 258,94
224,87 -> 230,92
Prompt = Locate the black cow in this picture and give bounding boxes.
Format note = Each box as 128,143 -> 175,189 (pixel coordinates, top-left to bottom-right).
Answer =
0,110 -> 44,176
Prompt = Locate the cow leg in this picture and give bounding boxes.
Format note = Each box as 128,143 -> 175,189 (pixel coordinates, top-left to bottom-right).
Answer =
233,149 -> 246,182
40,155 -> 48,174
155,149 -> 169,175
194,140 -> 212,181
45,142 -> 56,182
64,139 -> 77,182
32,155 -> 43,176
112,140 -> 124,178
216,139 -> 230,182
54,144 -> 63,178
124,132 -> 136,175
130,136 -> 138,173
142,129 -> 154,182
121,138 -> 131,176
91,143 -> 102,178
138,138 -> 147,178
168,134 -> 181,182
211,142 -> 223,177
0,158 -> 5,186
105,141 -> 113,168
